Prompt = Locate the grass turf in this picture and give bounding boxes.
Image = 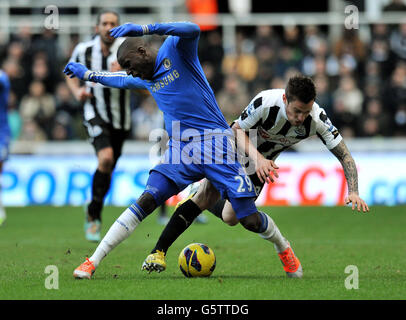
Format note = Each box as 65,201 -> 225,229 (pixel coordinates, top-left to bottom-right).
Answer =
0,205 -> 405,300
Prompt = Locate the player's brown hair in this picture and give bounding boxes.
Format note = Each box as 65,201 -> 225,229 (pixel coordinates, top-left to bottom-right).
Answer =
285,75 -> 316,104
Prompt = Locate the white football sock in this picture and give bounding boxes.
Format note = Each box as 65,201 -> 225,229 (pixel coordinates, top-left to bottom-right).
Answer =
259,213 -> 288,253
90,207 -> 141,267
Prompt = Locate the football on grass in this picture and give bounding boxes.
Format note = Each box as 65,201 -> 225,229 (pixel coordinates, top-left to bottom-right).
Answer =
178,243 -> 216,277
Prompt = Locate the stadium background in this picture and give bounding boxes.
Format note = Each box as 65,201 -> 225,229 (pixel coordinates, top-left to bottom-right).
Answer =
2,0 -> 406,207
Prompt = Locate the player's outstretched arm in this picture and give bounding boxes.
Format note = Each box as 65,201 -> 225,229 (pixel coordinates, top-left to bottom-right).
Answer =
231,122 -> 279,184
109,22 -> 200,39
330,140 -> 370,213
63,62 -> 146,89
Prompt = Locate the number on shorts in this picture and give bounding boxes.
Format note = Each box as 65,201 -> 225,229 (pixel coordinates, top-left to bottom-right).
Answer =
234,175 -> 253,193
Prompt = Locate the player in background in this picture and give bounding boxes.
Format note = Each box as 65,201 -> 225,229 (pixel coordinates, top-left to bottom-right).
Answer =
64,21 -> 300,279
66,10 -> 132,242
0,69 -> 11,226
141,75 -> 369,274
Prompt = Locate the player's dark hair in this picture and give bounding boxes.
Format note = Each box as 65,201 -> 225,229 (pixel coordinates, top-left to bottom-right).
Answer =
96,9 -> 120,25
285,75 -> 316,104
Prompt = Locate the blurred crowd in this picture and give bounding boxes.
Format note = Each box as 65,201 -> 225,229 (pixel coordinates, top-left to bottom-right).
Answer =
2,20 -> 406,143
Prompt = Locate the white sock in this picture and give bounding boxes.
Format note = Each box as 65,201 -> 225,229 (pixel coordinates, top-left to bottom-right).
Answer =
90,207 -> 141,267
259,213 -> 288,253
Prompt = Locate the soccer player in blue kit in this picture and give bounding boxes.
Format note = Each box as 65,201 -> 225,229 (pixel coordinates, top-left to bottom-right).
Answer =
65,21 -> 301,279
0,69 -> 10,226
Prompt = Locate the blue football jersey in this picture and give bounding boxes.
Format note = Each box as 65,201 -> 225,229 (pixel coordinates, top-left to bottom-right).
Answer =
88,22 -> 230,140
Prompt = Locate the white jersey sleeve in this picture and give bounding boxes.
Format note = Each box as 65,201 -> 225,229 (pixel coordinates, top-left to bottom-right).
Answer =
314,106 -> 342,150
237,89 -> 281,130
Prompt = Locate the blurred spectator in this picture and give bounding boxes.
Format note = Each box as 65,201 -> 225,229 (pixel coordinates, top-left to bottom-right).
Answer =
216,74 -> 250,122
364,59 -> 382,84
333,75 -> 364,115
132,96 -> 164,141
32,29 -> 59,67
382,62 -> 406,114
202,61 -> 223,93
55,82 -> 80,115
303,25 -> 326,56
222,32 -> 258,82
19,81 -> 56,139
369,38 -> 396,79
2,58 -> 27,103
18,119 -> 47,142
313,74 -> 333,115
358,99 -> 392,136
394,103 -> 406,135
253,43 -> 276,89
274,46 -> 302,78
332,75 -> 364,133
390,22 -> 406,60
383,0 -> 406,12
254,25 -> 281,52
31,55 -> 55,94
6,91 -> 22,141
334,28 -> 366,79
283,25 -> 303,52
199,31 -> 224,69
53,82 -> 81,140
199,31 -> 224,92
370,23 -> 390,42
334,29 -> 366,61
364,78 -> 381,101
51,112 -> 73,140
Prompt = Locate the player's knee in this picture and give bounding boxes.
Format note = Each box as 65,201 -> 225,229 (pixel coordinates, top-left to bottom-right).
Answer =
223,215 -> 239,226
222,205 -> 239,226
239,213 -> 261,233
136,192 -> 158,215
97,148 -> 115,172
193,184 -> 220,210
98,156 -> 114,172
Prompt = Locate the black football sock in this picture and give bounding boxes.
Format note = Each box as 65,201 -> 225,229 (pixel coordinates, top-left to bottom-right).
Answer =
159,202 -> 168,217
207,199 -> 226,220
87,169 -> 112,221
152,199 -> 202,254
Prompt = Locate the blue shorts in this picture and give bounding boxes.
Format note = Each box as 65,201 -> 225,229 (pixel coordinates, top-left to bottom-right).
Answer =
0,136 -> 10,162
145,138 -> 258,219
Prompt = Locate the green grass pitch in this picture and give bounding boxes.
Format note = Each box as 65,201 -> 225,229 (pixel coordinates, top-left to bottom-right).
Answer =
0,205 -> 405,300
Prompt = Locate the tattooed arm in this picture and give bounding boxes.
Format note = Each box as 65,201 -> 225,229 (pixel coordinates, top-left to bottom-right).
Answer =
330,140 -> 369,212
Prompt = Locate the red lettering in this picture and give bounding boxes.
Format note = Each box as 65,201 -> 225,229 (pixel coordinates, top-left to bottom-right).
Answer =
299,167 -> 326,205
263,167 -> 291,205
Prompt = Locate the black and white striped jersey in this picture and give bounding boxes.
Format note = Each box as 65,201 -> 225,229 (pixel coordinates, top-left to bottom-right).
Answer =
69,35 -> 131,131
237,89 -> 342,161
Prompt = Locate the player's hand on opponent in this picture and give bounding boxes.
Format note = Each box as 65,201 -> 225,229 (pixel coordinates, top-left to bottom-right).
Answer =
256,154 -> 279,184
109,23 -> 144,38
345,192 -> 369,213
63,62 -> 90,81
